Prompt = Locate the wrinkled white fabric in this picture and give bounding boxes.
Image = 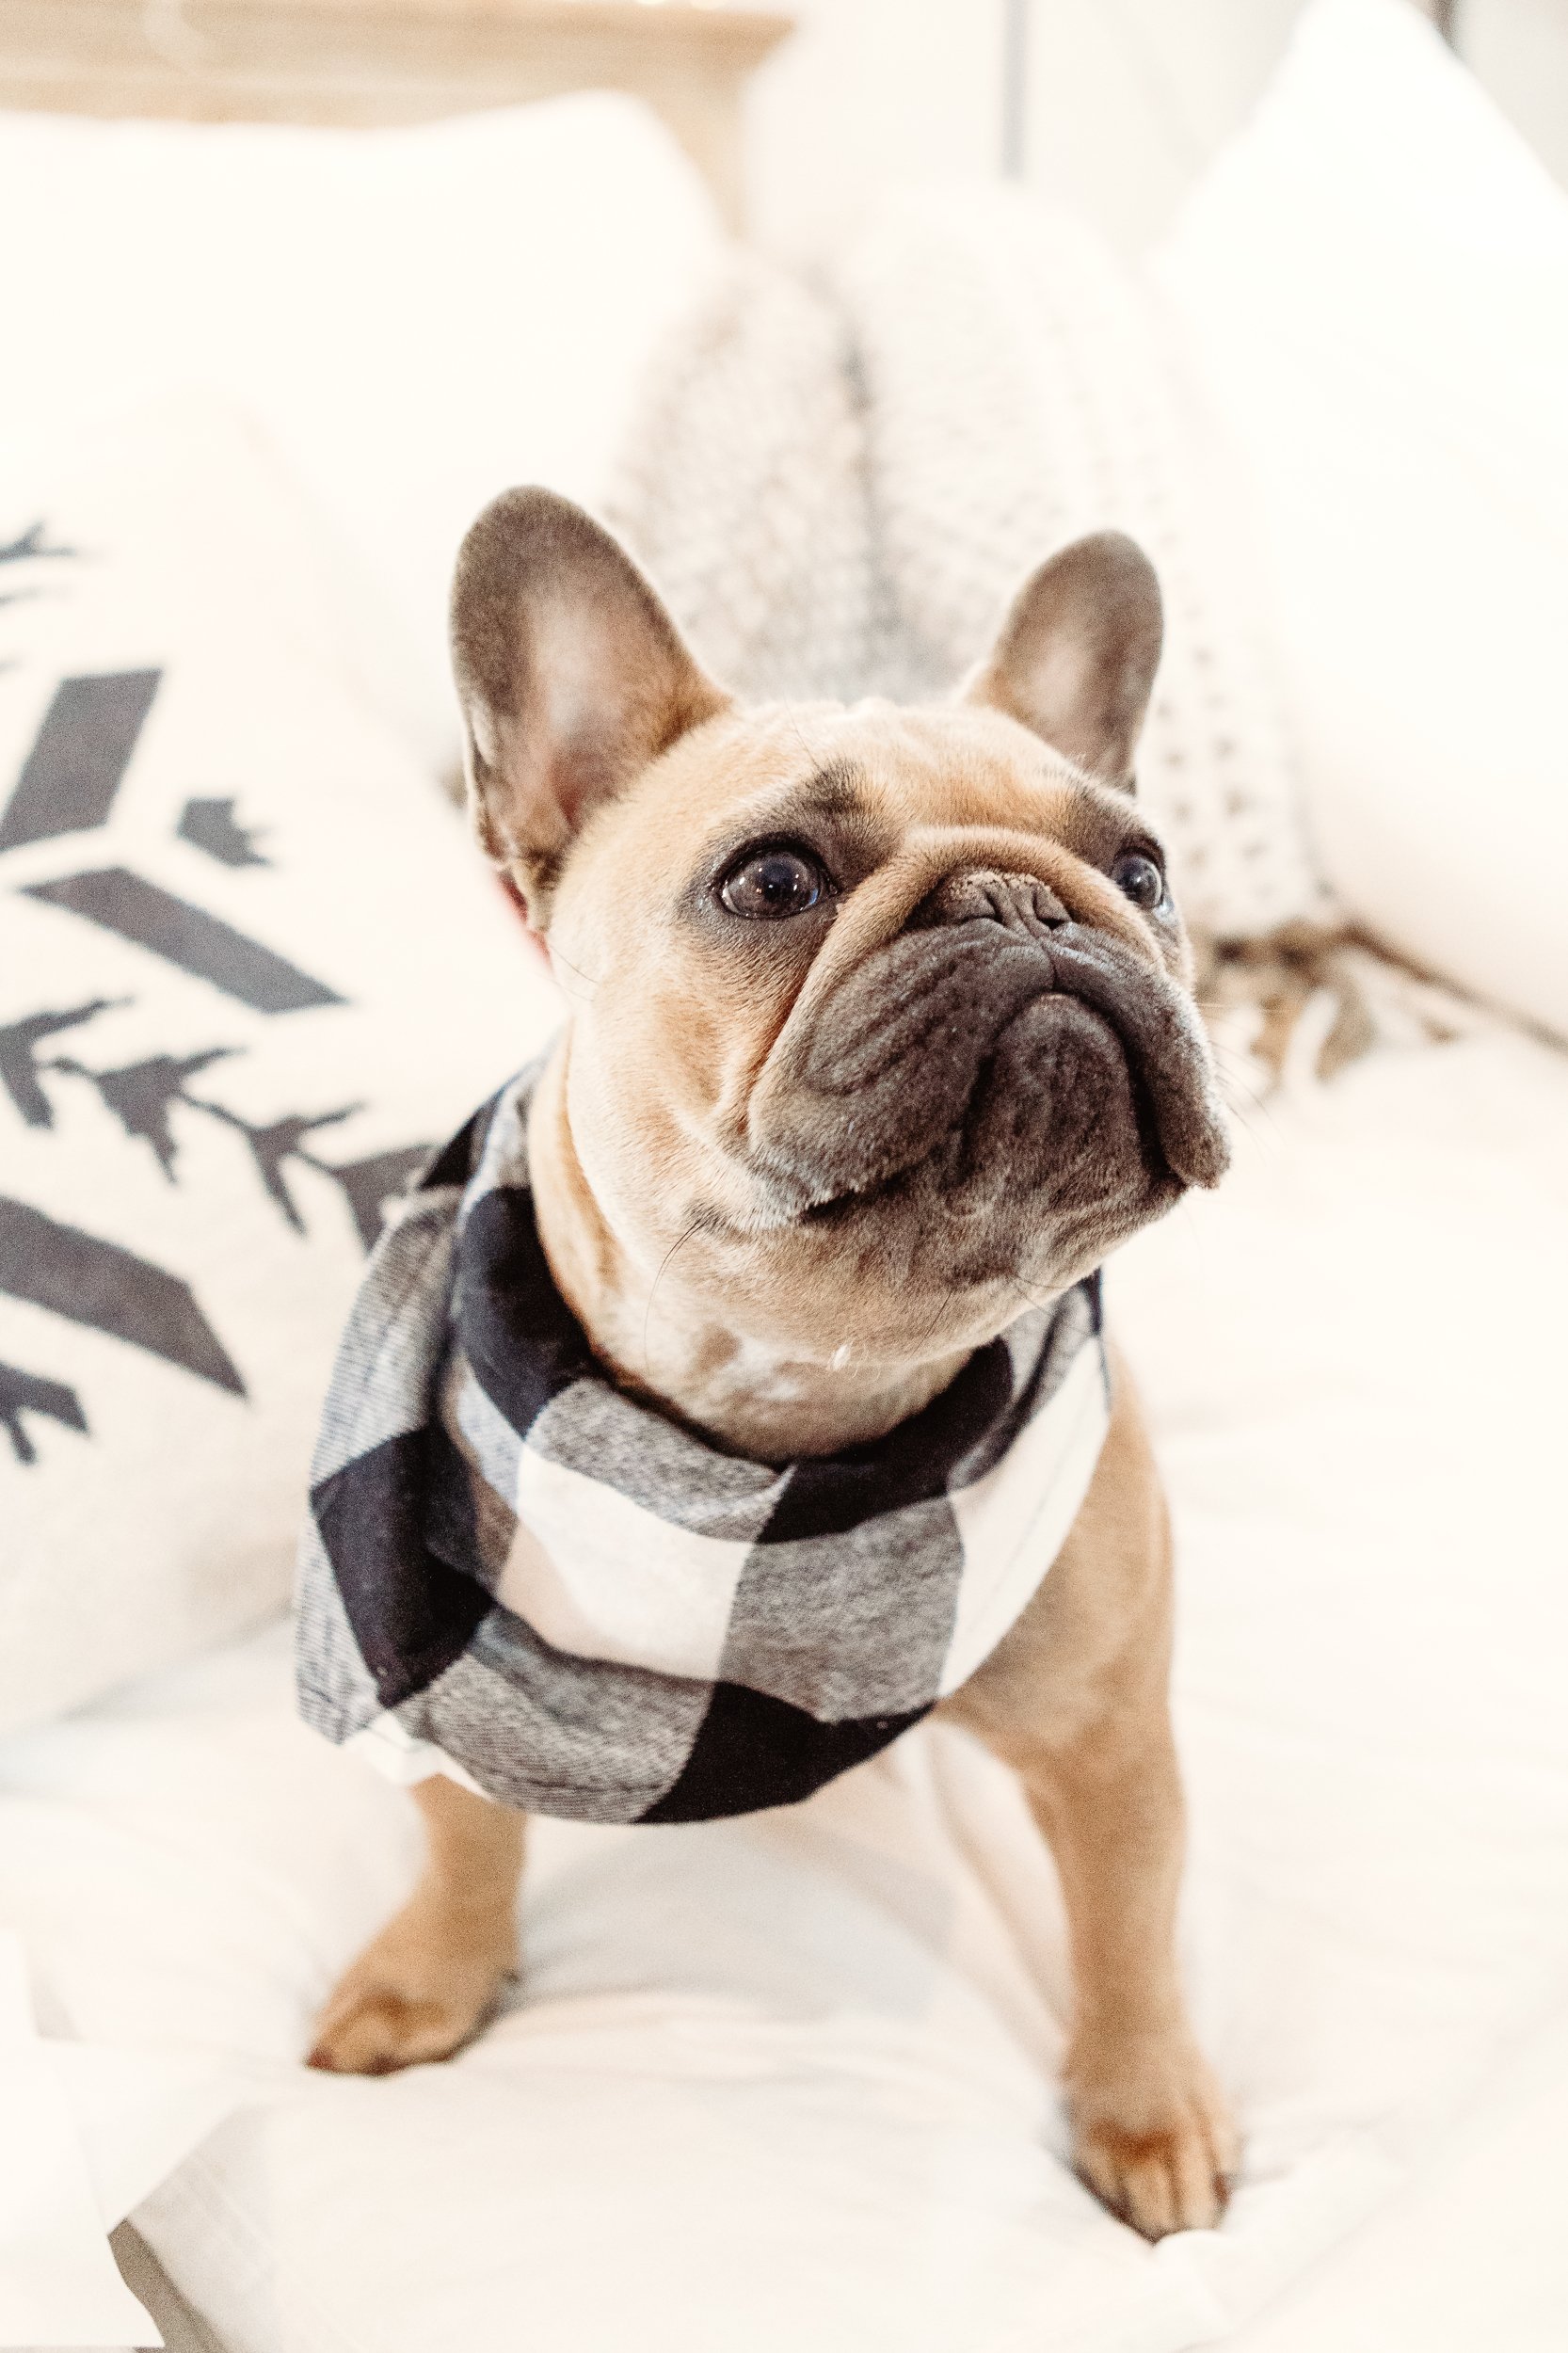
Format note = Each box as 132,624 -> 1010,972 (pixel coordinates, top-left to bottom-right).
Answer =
3,1026 -> 1565,2349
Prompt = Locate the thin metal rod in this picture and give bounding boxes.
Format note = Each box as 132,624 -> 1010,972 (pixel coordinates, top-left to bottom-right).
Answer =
1001,0 -> 1030,178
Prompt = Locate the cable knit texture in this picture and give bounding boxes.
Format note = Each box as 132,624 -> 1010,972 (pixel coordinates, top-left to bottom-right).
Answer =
609,194 -> 1328,941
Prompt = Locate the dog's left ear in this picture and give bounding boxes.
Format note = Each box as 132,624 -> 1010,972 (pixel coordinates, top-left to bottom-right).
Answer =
451,487 -> 728,920
965,532 -> 1162,789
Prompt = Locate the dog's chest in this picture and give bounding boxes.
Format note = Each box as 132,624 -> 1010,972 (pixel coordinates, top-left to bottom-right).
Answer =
297,1068 -> 1112,1825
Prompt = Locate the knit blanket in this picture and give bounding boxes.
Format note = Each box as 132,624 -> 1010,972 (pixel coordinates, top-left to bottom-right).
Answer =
296,1067 -> 1111,1824
605,191 -> 1326,945
605,199 -> 1485,1088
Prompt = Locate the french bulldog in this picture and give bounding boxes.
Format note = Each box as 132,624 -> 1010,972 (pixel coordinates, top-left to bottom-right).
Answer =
307,488 -> 1238,2241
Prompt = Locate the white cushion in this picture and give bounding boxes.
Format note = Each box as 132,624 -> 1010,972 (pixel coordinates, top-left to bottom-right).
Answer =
0,96 -> 725,765
0,399 -> 560,1736
3,1024 -> 1565,2348
1155,0 -> 1568,1038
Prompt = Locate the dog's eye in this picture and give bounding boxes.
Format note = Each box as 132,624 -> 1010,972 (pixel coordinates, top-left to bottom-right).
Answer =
719,844 -> 825,920
1111,852 -> 1167,912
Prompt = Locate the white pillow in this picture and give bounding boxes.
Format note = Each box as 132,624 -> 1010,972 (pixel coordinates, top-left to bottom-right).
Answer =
1154,0 -> 1568,1038
0,400 -> 560,1736
0,96 -> 724,767
831,188 -> 1326,941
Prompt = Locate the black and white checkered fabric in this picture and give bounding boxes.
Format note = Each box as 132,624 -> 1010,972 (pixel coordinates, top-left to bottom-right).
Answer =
296,1066 -> 1112,1824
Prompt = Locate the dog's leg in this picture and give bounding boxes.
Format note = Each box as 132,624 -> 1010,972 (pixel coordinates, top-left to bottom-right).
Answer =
1016,1673 -> 1236,2239
307,1775 -> 524,2075
940,1343 -> 1237,2238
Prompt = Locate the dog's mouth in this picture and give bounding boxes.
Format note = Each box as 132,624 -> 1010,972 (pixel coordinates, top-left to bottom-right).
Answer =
798,1164 -> 908,1225
793,989 -> 1171,1225
750,920 -> 1230,1242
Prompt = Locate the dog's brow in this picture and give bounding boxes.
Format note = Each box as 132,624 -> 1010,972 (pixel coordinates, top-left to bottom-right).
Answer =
791,761 -> 869,821
1064,777 -> 1149,864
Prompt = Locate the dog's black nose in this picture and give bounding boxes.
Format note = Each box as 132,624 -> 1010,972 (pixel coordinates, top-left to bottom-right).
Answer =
912,868 -> 1069,945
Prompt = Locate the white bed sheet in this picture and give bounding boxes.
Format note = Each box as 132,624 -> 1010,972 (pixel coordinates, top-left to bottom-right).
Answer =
2,1025 -> 1565,2351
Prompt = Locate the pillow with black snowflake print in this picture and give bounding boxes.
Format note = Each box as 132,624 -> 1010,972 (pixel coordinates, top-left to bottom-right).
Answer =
0,399 -> 560,1735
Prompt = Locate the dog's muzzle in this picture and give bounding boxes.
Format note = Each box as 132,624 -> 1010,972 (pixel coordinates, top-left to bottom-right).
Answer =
744,869 -> 1230,1222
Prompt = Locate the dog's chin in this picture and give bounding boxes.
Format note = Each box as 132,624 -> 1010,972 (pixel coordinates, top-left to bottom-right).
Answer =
791,991 -> 1185,1292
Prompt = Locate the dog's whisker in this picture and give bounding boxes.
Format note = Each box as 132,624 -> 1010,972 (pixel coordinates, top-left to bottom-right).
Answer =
1007,1277 -> 1053,1319
546,945 -> 602,999
639,1218 -> 700,1383
1209,1068 -> 1288,1151
909,1284 -> 957,1360
780,703 -> 827,776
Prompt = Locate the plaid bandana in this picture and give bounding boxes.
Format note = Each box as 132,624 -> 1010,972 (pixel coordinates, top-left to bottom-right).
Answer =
296,1067 -> 1111,1824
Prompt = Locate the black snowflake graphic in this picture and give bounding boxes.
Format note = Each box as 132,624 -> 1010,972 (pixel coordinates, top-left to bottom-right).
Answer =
0,522 -> 79,675
0,999 -> 129,1128
178,796 -> 271,868
1,610 -> 433,1466
0,1357 -> 88,1465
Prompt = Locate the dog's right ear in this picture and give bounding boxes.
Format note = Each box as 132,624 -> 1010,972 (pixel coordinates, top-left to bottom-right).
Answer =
450,488 -> 728,922
965,532 -> 1163,788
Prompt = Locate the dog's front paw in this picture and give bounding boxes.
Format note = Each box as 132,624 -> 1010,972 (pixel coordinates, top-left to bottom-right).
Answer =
1066,2027 -> 1238,2240
307,1897 -> 515,2076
